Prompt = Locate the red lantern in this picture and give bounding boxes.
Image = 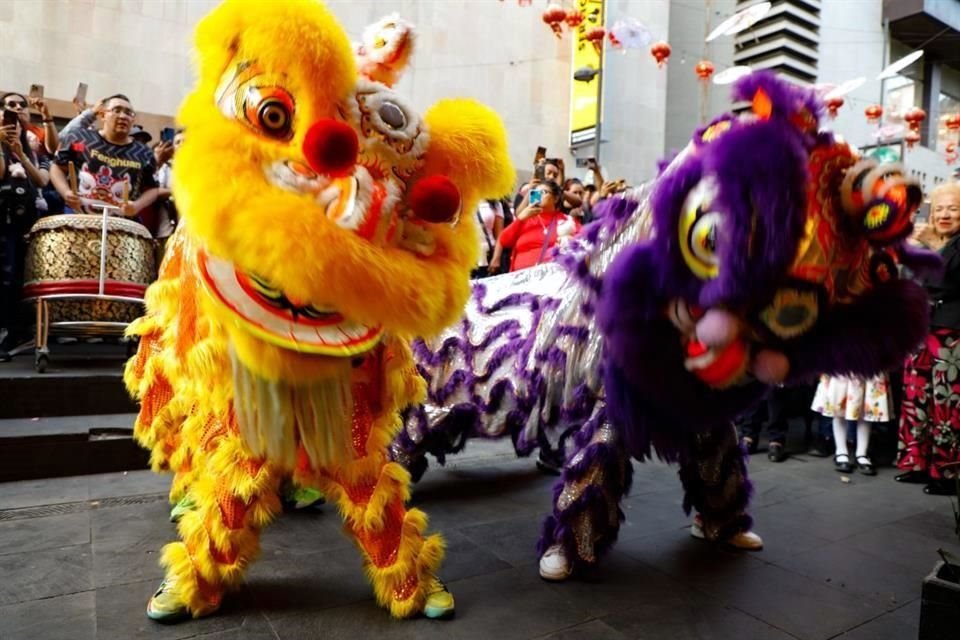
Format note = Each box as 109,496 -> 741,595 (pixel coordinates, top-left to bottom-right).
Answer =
650,41 -> 671,67
694,60 -> 715,82
904,107 -> 926,132
905,130 -> 921,149
825,96 -> 844,119
865,104 -> 883,124
542,3 -> 566,38
584,26 -> 606,53
946,113 -> 960,133
564,9 -> 584,28
608,30 -> 622,50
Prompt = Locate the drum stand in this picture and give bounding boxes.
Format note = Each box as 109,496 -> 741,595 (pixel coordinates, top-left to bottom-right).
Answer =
23,205 -> 144,373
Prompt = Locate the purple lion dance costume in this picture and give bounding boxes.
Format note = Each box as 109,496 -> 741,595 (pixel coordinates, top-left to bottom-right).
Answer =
393,71 -> 938,579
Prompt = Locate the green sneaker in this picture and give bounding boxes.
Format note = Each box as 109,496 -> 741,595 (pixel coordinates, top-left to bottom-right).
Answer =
146,576 -> 189,624
169,495 -> 197,523
422,578 -> 455,620
282,484 -> 325,510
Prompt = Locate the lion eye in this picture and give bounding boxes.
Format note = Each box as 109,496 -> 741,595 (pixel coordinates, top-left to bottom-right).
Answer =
679,181 -> 721,280
216,61 -> 296,141
243,87 -> 294,139
378,102 -> 406,129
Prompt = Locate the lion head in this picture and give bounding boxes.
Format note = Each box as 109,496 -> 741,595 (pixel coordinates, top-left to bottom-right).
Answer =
598,71 -> 934,459
173,0 -> 514,383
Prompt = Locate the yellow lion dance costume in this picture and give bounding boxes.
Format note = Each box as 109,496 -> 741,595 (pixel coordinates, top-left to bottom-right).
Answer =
123,0 -> 513,623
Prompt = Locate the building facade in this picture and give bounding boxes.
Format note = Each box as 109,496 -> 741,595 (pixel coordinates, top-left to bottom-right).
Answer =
0,0 -> 956,193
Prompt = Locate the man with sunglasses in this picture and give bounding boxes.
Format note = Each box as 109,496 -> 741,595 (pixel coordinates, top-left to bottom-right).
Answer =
50,94 -> 159,222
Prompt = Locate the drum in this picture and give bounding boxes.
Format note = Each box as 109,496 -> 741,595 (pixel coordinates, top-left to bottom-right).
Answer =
23,214 -> 157,324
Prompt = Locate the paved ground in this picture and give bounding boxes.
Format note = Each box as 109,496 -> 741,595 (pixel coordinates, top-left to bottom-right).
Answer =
1,438 -> 957,640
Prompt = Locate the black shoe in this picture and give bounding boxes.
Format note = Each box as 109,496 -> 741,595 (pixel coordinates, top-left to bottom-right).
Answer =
894,470 -> 929,484
768,442 -> 787,462
536,450 -> 563,476
856,456 -> 877,476
807,437 -> 833,458
923,479 -> 957,496
834,454 -> 854,473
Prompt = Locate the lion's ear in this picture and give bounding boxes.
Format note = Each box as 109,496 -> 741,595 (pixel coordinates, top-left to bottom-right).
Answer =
418,99 -> 515,207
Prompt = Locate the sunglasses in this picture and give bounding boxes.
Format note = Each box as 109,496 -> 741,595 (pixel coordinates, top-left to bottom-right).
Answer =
4,100 -> 25,108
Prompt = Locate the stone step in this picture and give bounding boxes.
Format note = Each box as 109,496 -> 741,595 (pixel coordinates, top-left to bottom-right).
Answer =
0,414 -> 148,482
0,344 -> 138,418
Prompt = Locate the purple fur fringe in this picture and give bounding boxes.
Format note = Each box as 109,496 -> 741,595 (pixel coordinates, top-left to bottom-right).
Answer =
537,410 -> 634,568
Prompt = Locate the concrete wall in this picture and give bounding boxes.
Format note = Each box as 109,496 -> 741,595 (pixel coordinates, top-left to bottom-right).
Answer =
0,0 -> 211,131
590,0 -> 671,185
816,0 -> 887,149
663,0 -> 736,157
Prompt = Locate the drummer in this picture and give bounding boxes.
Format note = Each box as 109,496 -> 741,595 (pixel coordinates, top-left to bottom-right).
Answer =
49,94 -> 159,222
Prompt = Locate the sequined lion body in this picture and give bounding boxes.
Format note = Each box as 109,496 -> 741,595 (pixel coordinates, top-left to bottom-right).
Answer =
123,0 -> 513,620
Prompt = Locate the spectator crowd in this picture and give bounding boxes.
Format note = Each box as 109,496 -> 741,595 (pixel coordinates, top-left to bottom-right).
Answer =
0,89 -> 181,361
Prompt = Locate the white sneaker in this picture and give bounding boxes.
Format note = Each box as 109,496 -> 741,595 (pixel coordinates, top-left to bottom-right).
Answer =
539,544 -> 572,581
727,530 -> 764,550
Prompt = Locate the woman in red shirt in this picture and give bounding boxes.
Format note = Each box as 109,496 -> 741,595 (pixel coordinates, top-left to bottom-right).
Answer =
489,181 -> 577,273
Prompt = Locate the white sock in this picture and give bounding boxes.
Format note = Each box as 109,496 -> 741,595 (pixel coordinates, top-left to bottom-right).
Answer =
855,420 -> 872,459
832,416 -> 849,457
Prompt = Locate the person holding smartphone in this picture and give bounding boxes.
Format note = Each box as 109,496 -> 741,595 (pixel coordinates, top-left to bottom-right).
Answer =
489,181 -> 576,273
0,93 -> 50,361
513,150 -> 563,211
1,93 -> 50,192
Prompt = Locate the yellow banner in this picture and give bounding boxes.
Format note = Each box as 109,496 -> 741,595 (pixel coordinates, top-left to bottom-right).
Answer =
570,0 -> 604,146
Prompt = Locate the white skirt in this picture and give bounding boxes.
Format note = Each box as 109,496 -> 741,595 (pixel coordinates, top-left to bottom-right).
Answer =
810,373 -> 891,422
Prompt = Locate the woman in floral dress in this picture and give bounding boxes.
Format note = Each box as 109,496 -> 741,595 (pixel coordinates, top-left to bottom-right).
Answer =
812,374 -> 890,475
898,181 -> 960,495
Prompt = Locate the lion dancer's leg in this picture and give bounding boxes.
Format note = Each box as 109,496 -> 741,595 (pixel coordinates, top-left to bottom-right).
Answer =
537,406 -> 633,581
147,413 -> 282,622
314,378 -> 452,619
680,422 -> 763,549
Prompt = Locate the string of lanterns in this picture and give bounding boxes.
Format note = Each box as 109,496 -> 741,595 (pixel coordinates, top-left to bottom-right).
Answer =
531,1 -> 689,73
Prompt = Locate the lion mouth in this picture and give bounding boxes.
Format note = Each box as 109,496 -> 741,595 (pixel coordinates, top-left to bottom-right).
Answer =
197,249 -> 383,357
265,160 -> 390,238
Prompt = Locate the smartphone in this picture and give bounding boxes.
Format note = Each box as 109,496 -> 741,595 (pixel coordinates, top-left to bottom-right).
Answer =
29,84 -> 44,101
160,127 -> 175,143
534,146 -> 547,165
2,109 -> 19,127
529,188 -> 543,206
74,82 -> 88,105
575,157 -> 598,169
533,163 -> 546,181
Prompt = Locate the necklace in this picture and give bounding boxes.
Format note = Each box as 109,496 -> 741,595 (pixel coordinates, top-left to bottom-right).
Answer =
536,212 -> 552,235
